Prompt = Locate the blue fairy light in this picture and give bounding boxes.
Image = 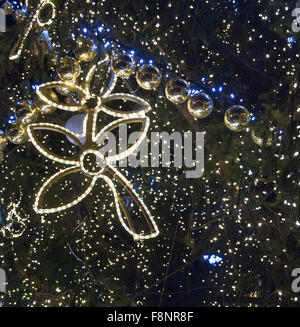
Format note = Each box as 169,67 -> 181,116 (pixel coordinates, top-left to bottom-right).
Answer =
11,0 -> 20,10
189,88 -> 198,95
20,5 -> 27,15
150,178 -> 156,192
203,255 -> 223,265
8,115 -> 17,124
68,23 -> 252,120
287,36 -> 296,44
232,0 -> 238,12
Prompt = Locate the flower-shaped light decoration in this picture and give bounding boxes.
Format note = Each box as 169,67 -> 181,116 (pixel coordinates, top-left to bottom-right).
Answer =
28,58 -> 159,240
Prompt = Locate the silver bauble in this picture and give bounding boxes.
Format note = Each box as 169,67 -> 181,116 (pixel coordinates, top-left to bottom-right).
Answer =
74,36 -> 98,62
111,52 -> 136,79
165,78 -> 189,104
136,64 -> 162,90
56,57 -> 81,81
187,91 -> 213,118
224,105 -> 251,132
251,129 -> 272,147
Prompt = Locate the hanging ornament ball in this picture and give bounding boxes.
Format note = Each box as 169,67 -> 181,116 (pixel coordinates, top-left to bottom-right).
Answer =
15,102 -> 39,125
136,64 -> 162,90
187,91 -> 213,118
0,132 -> 7,151
0,151 -> 3,163
7,123 -> 28,145
165,78 -> 189,104
74,36 -> 98,62
251,129 -> 272,147
65,114 -> 86,145
111,52 -> 136,79
14,9 -> 25,22
56,57 -> 81,82
2,1 -> 13,15
35,90 -> 58,115
224,105 -> 251,132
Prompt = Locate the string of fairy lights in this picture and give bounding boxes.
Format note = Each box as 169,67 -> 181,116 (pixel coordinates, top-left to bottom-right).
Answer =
0,0 -> 280,162
0,0 -> 299,307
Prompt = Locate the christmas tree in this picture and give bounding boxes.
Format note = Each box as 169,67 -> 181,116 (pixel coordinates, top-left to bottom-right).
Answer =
0,0 -> 299,307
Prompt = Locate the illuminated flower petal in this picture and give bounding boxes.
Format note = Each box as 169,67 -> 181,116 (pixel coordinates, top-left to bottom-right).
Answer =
27,123 -> 84,165
34,166 -> 97,214
95,116 -> 150,163
36,81 -> 86,112
101,93 -> 151,117
85,58 -> 117,97
100,166 -> 159,240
